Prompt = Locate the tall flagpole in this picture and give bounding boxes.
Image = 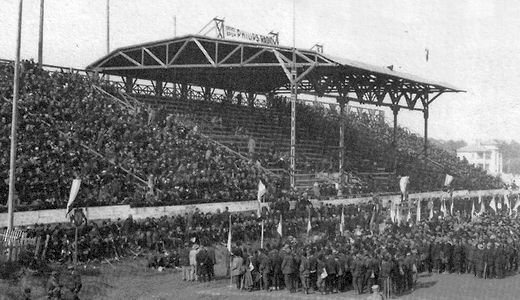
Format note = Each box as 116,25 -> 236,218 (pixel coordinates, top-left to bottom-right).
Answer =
260,220 -> 264,249
174,15 -> 177,37
289,0 -> 297,188
228,214 -> 233,288
106,0 -> 110,54
8,0 -> 24,230
38,0 -> 44,67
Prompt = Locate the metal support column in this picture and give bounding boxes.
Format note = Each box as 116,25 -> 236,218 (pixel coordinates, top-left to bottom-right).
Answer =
337,97 -> 347,195
337,97 -> 347,173
423,107 -> 429,159
393,107 -> 399,171
290,56 -> 297,189
124,76 -> 134,94
154,81 -> 163,97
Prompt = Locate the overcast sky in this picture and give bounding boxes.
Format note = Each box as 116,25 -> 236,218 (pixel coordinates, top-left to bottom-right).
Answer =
1,0 -> 519,143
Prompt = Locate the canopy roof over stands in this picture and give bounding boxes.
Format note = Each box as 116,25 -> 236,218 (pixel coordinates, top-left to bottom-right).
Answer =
87,34 -> 463,112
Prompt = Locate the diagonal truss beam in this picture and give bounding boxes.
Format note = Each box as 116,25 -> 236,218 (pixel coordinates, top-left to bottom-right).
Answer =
193,39 -> 216,66
143,48 -> 166,67
118,51 -> 142,66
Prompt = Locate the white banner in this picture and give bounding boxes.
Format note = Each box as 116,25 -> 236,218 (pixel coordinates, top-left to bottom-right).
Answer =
66,179 -> 82,216
224,26 -> 278,45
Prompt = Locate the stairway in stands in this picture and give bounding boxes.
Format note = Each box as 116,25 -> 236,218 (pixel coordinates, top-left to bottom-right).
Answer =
134,94 -> 396,193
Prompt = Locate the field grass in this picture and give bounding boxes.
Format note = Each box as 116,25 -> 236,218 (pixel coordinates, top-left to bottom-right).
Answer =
2,245 -> 520,300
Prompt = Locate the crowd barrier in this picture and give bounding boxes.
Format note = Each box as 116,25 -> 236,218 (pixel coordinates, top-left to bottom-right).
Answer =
0,189 -> 515,228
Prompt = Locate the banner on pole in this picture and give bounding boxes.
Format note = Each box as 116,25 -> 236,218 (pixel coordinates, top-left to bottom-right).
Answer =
66,179 -> 81,216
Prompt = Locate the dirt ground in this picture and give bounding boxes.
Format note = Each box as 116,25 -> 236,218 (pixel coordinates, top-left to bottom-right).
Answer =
2,246 -> 520,300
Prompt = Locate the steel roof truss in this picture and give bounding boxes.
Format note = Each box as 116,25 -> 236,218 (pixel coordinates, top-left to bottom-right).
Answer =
193,39 -> 216,66
143,47 -> 166,67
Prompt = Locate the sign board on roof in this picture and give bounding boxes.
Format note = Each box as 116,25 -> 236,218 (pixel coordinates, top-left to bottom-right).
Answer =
224,26 -> 279,46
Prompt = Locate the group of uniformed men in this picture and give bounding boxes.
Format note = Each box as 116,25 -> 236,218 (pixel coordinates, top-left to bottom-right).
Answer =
15,197 -> 520,299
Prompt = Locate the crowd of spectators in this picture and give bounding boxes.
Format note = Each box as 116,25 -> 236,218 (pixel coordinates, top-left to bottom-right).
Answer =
0,59 -> 503,212
269,95 -> 502,193
0,60 -> 272,211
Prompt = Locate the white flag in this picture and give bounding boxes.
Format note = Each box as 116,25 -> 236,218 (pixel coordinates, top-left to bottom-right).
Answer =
277,215 -> 283,237
257,180 -> 266,203
513,197 -> 520,212
396,205 -> 402,226
416,199 -> 421,222
227,215 -> 232,253
390,203 -> 396,223
444,174 -> 454,186
399,176 -> 409,196
479,197 -> 486,215
340,207 -> 345,234
471,200 -> 476,221
490,196 -> 497,213
66,179 -> 81,216
440,199 -> 447,218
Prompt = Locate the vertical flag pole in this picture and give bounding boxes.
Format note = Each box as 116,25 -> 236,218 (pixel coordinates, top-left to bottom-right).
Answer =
8,0 -> 24,231
38,0 -> 44,67
106,0 -> 110,54
260,220 -> 264,249
74,225 -> 78,266
174,15 -> 177,37
228,214 -> 232,288
289,0 -> 297,189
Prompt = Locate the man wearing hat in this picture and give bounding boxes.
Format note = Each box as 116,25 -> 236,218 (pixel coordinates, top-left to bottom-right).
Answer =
475,243 -> 485,278
179,242 -> 190,281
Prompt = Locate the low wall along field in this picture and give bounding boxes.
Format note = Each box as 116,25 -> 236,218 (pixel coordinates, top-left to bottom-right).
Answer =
0,189 -> 513,227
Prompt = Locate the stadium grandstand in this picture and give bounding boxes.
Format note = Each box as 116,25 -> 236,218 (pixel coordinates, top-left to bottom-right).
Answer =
0,33 -> 502,212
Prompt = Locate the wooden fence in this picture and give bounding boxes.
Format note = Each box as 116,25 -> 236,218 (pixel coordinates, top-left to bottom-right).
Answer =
0,228 -> 39,262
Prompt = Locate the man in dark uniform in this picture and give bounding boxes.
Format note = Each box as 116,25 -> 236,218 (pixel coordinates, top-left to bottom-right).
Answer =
308,249 -> 318,291
483,242 -> 493,279
196,245 -> 211,282
379,254 -> 393,299
352,254 -> 366,294
495,243 -> 507,279
324,251 -> 337,293
258,248 -> 272,291
273,247 -> 283,291
281,248 -> 296,293
299,250 -> 311,294
453,239 -> 465,274
206,245 -> 216,280
431,239 -> 441,273
475,243 -> 485,278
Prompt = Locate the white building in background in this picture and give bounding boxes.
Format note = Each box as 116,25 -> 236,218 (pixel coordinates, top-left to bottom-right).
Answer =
457,140 -> 503,175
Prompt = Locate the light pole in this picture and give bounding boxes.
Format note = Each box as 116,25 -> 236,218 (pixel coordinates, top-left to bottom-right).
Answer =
8,0 -> 24,230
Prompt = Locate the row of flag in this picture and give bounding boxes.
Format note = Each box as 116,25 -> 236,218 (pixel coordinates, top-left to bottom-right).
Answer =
390,193 -> 520,225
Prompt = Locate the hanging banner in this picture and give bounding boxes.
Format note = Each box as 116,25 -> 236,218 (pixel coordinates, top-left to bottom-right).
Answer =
224,26 -> 279,45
